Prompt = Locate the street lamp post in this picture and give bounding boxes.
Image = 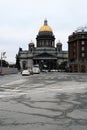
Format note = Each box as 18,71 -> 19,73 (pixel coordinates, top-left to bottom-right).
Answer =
0,52 -> 6,74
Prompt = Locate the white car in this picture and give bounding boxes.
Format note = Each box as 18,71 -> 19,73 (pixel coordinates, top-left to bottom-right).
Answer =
22,69 -> 30,76
32,66 -> 40,74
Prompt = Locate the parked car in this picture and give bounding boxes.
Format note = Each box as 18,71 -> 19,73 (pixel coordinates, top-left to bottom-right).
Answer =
32,65 -> 40,74
22,69 -> 30,76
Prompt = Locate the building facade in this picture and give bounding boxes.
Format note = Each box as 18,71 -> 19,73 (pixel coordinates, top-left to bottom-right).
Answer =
17,20 -> 68,71
68,27 -> 87,72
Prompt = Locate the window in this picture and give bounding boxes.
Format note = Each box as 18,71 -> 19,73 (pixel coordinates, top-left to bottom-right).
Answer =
81,46 -> 85,51
81,41 -> 85,45
82,53 -> 85,57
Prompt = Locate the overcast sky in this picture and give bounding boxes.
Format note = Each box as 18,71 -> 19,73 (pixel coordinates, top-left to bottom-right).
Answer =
0,0 -> 87,63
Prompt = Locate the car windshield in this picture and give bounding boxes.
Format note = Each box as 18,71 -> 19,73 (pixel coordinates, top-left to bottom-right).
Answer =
33,65 -> 39,68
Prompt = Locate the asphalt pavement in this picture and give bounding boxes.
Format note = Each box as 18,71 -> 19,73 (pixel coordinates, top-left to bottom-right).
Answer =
0,72 -> 87,130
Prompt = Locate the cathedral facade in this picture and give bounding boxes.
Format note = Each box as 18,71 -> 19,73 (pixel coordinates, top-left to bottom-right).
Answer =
17,20 -> 68,71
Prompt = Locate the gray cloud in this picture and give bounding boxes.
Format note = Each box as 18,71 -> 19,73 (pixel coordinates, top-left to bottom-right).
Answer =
0,0 -> 87,62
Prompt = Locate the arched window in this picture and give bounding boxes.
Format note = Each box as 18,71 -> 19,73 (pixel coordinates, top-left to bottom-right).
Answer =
22,61 -> 27,69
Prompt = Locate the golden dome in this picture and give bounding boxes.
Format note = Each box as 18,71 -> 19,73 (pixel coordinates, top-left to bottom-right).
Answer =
39,19 -> 53,32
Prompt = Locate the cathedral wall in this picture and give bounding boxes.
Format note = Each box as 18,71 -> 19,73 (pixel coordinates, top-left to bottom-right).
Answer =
20,59 -> 27,70
27,59 -> 33,69
20,59 -> 33,70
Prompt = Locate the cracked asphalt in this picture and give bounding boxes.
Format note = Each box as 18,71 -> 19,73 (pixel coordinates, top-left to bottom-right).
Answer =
0,72 -> 87,130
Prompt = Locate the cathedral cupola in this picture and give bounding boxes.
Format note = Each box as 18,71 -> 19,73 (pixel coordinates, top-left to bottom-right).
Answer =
28,40 -> 35,52
56,40 -> 62,52
36,19 -> 55,48
39,19 -> 53,33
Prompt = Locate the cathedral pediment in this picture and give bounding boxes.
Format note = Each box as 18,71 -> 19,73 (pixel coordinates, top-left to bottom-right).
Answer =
34,52 -> 56,58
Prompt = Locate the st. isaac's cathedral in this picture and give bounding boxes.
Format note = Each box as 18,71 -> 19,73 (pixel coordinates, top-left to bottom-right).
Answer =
17,19 -> 68,71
